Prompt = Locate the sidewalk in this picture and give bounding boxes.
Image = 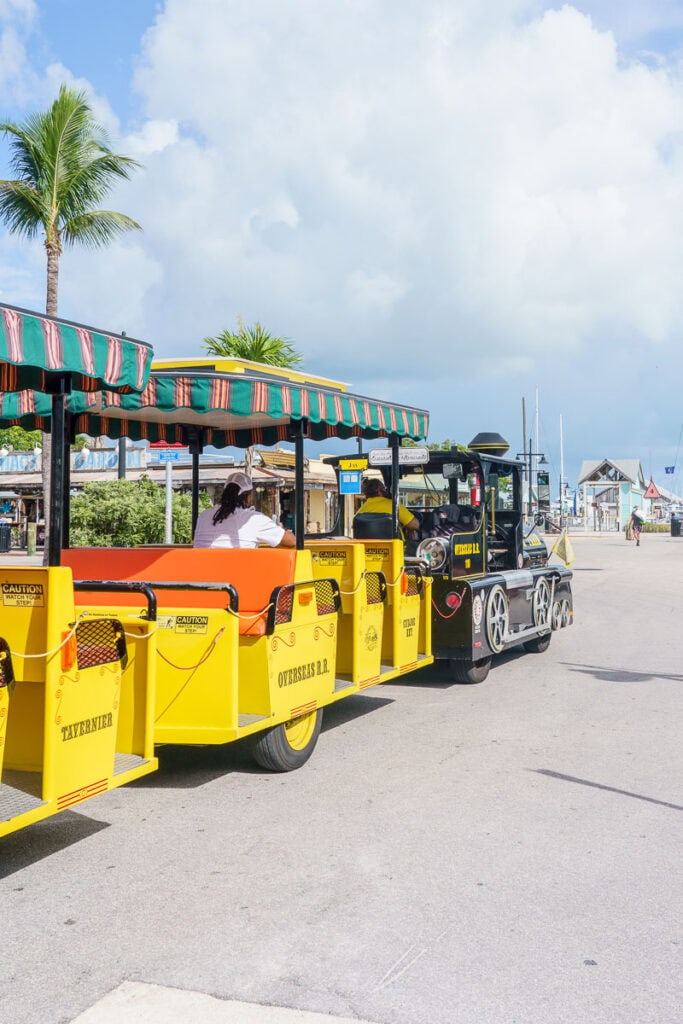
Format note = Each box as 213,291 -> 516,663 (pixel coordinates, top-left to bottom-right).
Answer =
73,983 -> 380,1024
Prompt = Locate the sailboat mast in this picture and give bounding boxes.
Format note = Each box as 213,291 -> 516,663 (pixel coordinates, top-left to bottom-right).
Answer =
559,413 -> 565,529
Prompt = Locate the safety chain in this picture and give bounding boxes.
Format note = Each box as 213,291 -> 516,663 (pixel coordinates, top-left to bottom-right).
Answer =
9,612 -> 89,660
157,627 -> 226,672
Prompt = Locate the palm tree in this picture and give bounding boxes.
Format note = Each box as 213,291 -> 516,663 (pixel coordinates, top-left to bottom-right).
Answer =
0,83 -> 143,555
204,318 -> 302,368
204,318 -> 303,476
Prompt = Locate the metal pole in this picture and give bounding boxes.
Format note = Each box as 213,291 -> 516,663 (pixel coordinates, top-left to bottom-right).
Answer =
189,428 -> 203,537
47,379 -> 69,566
559,412 -> 564,530
291,421 -> 307,549
390,434 -> 400,539
118,435 -> 127,479
62,413 -> 72,549
522,397 -> 527,517
164,459 -> 173,544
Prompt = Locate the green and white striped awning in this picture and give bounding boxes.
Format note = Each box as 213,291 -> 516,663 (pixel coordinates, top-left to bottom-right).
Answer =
0,367 -> 429,447
0,302 -> 152,394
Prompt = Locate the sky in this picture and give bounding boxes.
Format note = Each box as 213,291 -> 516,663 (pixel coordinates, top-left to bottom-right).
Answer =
1,0 -> 683,493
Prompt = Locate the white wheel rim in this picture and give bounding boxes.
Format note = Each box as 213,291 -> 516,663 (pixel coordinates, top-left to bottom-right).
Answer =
533,579 -> 550,629
486,587 -> 508,652
551,601 -> 562,630
561,600 -> 571,627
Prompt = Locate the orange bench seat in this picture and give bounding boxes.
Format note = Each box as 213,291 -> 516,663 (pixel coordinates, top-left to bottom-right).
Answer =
61,547 -> 298,637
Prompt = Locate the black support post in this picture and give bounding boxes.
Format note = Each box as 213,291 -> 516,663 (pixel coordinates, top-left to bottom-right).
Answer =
47,375 -> 70,567
390,433 -> 400,540
188,428 -> 203,537
118,435 -> 127,479
289,419 -> 308,550
62,413 -> 73,549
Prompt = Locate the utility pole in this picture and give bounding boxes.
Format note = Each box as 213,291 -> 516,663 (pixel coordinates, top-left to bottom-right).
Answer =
522,397 -> 528,517
559,413 -> 565,530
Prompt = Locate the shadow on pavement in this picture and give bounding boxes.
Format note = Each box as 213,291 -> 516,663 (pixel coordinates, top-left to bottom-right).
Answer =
321,692 -> 393,732
532,769 -> 683,812
0,811 -> 110,878
132,693 -> 394,789
391,647 -> 527,690
561,662 -> 683,683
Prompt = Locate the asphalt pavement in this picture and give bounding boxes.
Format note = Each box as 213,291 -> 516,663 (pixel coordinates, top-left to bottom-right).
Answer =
1,533 -> 681,1024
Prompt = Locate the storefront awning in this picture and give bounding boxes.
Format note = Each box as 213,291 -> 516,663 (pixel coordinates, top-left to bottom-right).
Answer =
0,302 -> 152,394
0,361 -> 429,448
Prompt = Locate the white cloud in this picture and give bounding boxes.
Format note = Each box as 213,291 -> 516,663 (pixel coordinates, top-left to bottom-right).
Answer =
347,270 -> 407,316
3,0 -> 683,477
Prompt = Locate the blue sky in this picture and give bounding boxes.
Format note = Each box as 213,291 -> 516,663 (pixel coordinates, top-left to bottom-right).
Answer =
2,0 -> 683,493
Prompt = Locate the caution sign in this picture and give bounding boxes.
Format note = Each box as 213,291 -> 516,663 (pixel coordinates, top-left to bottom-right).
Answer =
156,614 -> 209,634
1,582 -> 45,607
174,615 -> 209,635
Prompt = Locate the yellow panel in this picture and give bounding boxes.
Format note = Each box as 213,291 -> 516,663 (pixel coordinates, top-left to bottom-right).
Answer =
152,356 -> 348,392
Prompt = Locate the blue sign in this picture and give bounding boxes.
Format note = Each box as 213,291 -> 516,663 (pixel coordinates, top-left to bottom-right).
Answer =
339,470 -> 362,495
157,450 -> 180,462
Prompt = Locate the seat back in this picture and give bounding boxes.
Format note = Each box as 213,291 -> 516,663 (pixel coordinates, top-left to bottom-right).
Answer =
353,513 -> 394,540
61,547 -> 298,613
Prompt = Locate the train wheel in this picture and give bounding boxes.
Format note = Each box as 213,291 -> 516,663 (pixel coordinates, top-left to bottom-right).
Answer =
486,585 -> 509,653
551,601 -> 562,631
532,578 -> 551,629
561,600 -> 571,628
251,708 -> 323,772
524,633 -> 551,653
448,657 -> 492,684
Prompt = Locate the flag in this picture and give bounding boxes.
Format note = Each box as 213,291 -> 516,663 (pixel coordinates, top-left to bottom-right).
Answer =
665,466 -> 675,474
551,529 -> 575,568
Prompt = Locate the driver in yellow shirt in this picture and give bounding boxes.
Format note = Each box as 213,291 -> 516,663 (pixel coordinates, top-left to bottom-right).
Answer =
355,478 -> 420,538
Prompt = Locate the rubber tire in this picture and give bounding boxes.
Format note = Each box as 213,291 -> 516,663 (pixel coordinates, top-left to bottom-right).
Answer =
524,632 -> 551,653
448,657 -> 492,684
251,708 -> 323,772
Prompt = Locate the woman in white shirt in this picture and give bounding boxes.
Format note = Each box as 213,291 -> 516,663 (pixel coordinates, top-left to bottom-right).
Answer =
193,472 -> 296,549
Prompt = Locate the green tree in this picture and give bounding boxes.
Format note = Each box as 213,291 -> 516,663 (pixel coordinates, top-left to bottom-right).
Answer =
0,83 -> 143,555
0,425 -> 42,451
0,426 -> 87,451
70,477 -> 211,547
204,318 -> 302,368
204,318 -> 303,474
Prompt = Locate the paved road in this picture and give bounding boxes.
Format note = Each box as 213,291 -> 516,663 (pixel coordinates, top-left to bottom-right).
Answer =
2,535 -> 681,1024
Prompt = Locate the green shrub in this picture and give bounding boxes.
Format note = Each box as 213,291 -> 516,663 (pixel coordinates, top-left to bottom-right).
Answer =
70,477 -> 211,547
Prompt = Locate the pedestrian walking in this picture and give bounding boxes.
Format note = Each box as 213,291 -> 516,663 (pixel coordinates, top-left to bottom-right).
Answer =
630,506 -> 644,547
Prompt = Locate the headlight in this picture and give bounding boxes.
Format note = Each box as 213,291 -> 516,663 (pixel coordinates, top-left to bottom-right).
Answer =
416,536 -> 449,571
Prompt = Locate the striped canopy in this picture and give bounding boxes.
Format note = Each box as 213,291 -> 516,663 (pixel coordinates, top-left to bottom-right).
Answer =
0,302 -> 152,394
0,366 -> 429,447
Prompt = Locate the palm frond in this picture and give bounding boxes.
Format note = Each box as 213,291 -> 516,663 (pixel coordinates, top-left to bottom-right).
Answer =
61,209 -> 142,248
0,180 -> 44,236
0,82 -> 143,256
204,321 -> 303,367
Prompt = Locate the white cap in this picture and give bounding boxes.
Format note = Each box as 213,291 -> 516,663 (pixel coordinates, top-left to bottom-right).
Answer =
226,471 -> 253,494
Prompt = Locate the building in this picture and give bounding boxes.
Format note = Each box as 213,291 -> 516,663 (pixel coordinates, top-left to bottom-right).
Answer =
577,458 -> 683,529
0,444 -> 339,546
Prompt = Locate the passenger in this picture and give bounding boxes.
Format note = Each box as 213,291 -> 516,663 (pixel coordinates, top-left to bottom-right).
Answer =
354,478 -> 420,538
194,472 -> 296,549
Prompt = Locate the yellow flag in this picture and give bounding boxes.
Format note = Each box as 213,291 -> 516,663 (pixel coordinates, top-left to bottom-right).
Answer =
551,530 -> 574,567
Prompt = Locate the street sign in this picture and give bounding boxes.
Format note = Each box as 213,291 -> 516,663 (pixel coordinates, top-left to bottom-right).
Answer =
368,447 -> 430,467
339,458 -> 368,471
157,450 -> 181,462
339,470 -> 363,495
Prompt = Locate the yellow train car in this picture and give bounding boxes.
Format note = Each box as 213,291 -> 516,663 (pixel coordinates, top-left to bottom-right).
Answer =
1,308 -> 432,834
0,302 -> 158,837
